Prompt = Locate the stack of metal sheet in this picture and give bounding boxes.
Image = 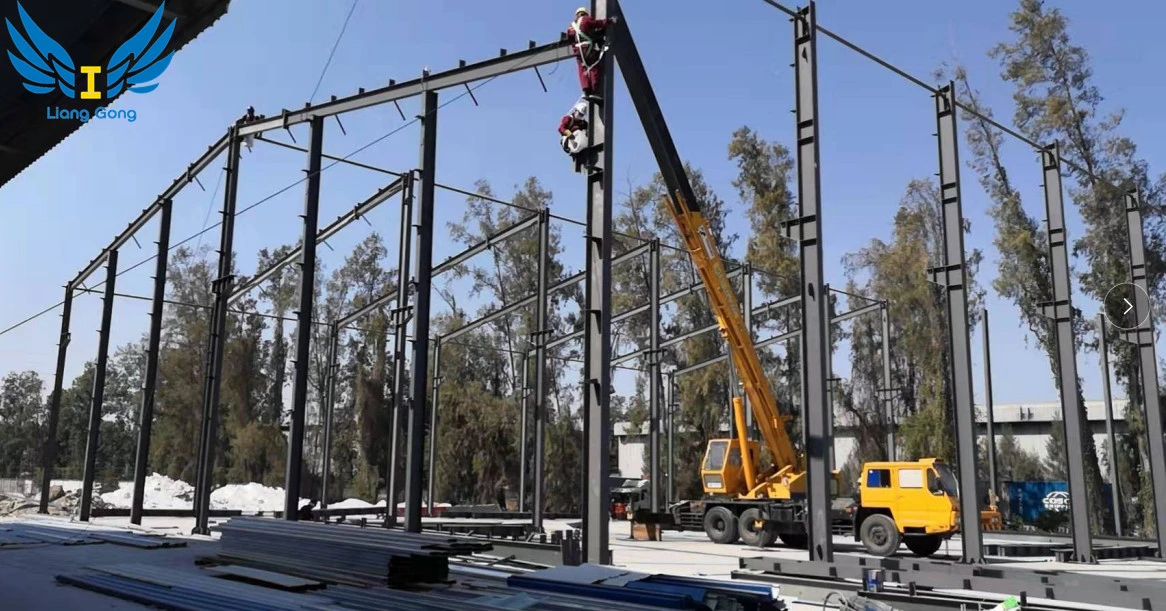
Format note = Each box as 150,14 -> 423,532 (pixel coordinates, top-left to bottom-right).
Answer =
214,517 -> 493,586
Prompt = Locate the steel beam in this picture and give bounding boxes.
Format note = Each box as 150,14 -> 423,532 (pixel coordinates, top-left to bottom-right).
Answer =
427,336 -> 442,511
237,42 -> 573,137
533,208 -> 551,530
788,2 -> 832,562
931,83 -> 983,563
79,250 -> 118,522
72,132 -> 229,288
1098,313 -> 1122,537
404,91 -> 438,533
547,266 -> 747,351
830,301 -> 881,325
443,242 -> 651,343
130,198 -> 172,525
193,129 -> 243,535
981,307 -> 998,500
230,177 -> 405,304
386,171 -> 416,528
337,212 -> 539,329
649,239 -> 662,512
1038,143 -> 1093,561
38,285 -> 73,514
880,304 -> 895,460
580,0 -> 615,565
1121,189 -> 1166,554
284,115 -> 325,520
319,322 -> 340,509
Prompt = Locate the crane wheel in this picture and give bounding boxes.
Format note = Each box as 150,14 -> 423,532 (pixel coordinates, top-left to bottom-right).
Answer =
738,508 -> 776,547
859,514 -> 901,557
904,534 -> 943,557
778,532 -> 808,549
703,506 -> 739,544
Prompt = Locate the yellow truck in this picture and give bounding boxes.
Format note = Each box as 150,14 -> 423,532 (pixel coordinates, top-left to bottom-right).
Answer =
660,190 -> 965,557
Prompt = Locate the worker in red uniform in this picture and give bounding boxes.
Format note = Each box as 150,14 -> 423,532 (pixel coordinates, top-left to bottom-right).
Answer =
567,7 -> 611,103
558,98 -> 590,156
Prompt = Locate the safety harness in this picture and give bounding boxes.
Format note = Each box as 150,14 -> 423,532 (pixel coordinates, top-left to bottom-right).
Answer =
571,17 -> 607,75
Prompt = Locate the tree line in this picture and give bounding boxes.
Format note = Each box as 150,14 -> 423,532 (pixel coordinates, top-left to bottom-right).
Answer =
1,0 -> 1162,534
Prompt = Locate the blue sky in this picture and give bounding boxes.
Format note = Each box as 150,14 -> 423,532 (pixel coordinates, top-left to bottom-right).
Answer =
1,0 -> 1164,411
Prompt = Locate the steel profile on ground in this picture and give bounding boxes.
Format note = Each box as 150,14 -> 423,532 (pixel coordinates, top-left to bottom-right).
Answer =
737,555 -> 1163,610
213,516 -> 493,586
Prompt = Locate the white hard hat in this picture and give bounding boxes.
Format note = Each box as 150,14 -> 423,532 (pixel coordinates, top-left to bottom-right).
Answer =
576,7 -> 589,16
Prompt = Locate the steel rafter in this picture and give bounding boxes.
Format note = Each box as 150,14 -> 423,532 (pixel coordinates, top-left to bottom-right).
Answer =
72,133 -> 230,288
236,42 -> 574,137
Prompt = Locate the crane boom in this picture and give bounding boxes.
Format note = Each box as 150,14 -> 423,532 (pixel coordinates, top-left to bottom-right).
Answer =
664,191 -> 800,471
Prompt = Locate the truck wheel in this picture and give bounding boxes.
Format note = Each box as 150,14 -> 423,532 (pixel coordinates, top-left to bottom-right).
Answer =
738,508 -> 776,547
904,534 -> 942,557
778,533 -> 808,549
859,514 -> 901,557
703,506 -> 739,544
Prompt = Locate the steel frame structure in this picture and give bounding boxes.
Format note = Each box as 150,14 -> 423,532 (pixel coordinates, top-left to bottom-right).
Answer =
34,0 -> 1165,571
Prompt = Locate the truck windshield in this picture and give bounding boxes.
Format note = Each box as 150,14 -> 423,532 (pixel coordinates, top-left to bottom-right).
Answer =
933,463 -> 959,497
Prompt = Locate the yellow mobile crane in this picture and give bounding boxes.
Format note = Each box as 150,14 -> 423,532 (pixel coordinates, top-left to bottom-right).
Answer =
662,191 -> 965,557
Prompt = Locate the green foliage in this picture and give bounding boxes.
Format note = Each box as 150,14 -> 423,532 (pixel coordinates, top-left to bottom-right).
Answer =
0,370 -> 46,477
980,0 -> 1166,532
844,180 -> 985,465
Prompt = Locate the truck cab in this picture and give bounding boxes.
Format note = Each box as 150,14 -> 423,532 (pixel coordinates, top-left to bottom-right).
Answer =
853,458 -> 961,557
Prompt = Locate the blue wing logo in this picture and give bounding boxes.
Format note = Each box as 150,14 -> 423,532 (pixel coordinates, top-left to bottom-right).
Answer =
105,2 -> 176,96
5,1 -> 176,100
5,2 -> 78,97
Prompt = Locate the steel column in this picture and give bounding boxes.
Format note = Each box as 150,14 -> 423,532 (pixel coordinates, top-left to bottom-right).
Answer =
319,322 -> 340,509
981,307 -> 998,498
79,250 -> 119,522
788,2 -> 833,562
667,370 -> 676,504
1098,314 -> 1122,537
880,304 -> 895,460
427,336 -> 442,511
931,83 -> 983,562
649,239 -> 662,512
284,115 -> 325,519
519,349 -> 530,513
193,129 -> 242,535
386,171 -> 416,527
404,91 -> 438,533
1122,190 -> 1166,554
130,198 -> 172,525
825,284 -> 834,472
532,208 -> 550,531
1038,143 -> 1093,561
38,286 -> 74,513
581,0 -> 614,565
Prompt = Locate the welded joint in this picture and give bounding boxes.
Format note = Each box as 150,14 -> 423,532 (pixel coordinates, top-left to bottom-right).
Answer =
780,214 -> 818,243
210,274 -> 236,295
927,264 -> 965,289
1120,328 -> 1155,347
1038,300 -> 1073,322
